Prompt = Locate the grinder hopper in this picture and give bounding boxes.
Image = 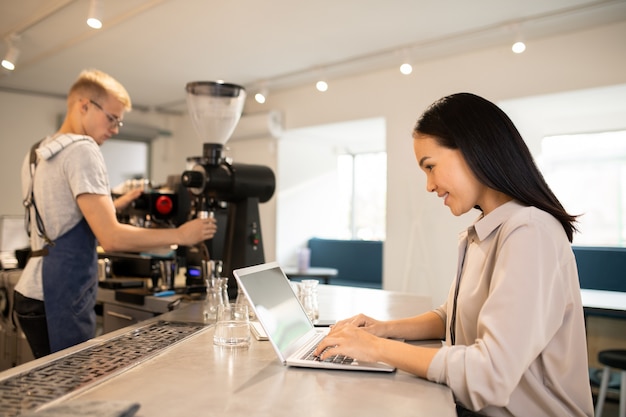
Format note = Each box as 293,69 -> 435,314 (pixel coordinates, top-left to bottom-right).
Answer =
185,81 -> 246,147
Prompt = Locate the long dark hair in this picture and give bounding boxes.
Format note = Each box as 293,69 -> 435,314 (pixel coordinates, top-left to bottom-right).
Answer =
414,92 -> 578,242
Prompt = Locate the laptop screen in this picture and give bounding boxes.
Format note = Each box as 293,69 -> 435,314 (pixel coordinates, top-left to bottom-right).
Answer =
236,264 -> 312,353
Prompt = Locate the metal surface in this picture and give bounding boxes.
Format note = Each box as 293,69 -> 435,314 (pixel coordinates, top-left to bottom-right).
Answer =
97,287 -> 182,314
0,320 -> 207,417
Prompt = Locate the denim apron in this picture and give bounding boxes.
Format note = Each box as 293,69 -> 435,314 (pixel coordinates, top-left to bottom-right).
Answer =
41,218 -> 98,353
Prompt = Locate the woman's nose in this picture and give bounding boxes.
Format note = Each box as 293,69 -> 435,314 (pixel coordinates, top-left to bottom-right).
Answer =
426,177 -> 436,193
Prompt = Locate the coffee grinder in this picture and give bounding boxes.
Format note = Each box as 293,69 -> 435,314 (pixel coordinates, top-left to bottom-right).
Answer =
180,81 -> 275,299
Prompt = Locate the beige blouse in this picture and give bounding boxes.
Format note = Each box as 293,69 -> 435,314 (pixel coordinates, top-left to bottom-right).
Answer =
427,200 -> 594,417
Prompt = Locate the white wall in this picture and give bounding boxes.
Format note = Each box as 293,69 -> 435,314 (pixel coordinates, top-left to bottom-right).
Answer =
243,21 -> 626,306
0,93 -> 65,216
1,21 -> 625,307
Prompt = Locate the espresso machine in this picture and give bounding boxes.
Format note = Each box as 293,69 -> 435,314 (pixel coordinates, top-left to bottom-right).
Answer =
114,181 -> 178,229
100,178 -> 180,293
180,81 -> 275,299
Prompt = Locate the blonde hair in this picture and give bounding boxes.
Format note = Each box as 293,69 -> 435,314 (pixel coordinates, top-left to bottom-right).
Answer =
69,69 -> 132,111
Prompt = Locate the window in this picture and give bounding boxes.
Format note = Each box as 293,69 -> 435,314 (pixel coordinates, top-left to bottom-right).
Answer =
540,130 -> 626,246
100,139 -> 149,190
336,152 -> 386,240
275,117 -> 386,265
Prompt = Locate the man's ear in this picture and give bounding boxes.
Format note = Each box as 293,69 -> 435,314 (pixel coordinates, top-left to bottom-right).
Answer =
78,98 -> 89,112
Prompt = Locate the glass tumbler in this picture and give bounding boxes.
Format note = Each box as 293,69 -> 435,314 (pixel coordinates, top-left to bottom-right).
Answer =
213,303 -> 250,347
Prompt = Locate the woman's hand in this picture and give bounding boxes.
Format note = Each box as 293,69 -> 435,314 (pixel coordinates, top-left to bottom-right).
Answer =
313,314 -> 441,377
333,313 -> 387,337
313,323 -> 383,363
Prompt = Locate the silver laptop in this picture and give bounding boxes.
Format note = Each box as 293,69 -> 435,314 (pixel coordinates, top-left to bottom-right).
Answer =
233,261 -> 395,372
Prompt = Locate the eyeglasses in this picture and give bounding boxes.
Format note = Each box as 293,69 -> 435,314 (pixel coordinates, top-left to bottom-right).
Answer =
89,100 -> 123,128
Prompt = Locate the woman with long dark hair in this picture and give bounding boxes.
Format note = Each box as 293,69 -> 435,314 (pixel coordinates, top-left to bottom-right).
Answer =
315,93 -> 593,416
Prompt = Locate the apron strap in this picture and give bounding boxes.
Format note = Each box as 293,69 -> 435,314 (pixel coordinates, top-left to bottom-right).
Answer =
30,248 -> 49,258
23,139 -> 55,252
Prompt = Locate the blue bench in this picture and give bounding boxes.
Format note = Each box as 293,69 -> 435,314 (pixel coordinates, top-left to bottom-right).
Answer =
573,246 -> 626,292
307,238 -> 383,289
573,246 -> 626,319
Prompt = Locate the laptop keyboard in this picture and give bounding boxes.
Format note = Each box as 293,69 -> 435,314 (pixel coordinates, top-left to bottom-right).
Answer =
302,344 -> 356,365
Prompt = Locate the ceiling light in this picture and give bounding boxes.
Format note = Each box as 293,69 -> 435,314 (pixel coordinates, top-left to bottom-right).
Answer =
254,85 -> 268,104
510,23 -> 526,54
255,91 -> 266,104
1,44 -> 19,71
87,0 -> 103,29
399,49 -> 413,75
512,40 -> 526,54
316,80 -> 328,92
400,62 -> 413,75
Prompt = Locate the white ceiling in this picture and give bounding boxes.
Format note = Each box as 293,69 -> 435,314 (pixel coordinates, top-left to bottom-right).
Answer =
1,0 -> 625,114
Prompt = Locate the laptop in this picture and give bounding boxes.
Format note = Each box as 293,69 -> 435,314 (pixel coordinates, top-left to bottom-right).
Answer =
233,261 -> 395,372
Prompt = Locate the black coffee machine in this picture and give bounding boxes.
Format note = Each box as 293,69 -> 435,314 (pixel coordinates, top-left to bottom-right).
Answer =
180,81 -> 275,300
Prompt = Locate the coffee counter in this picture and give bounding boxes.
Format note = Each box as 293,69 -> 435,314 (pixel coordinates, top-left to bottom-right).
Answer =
0,285 -> 456,417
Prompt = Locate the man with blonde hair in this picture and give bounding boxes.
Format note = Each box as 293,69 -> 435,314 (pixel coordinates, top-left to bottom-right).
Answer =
15,69 -> 217,357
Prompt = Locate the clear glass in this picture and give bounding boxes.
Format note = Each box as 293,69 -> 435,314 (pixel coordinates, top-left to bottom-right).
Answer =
186,81 -> 246,145
213,303 -> 250,347
203,277 -> 225,323
300,279 -> 319,322
235,287 -> 256,320
218,277 -> 229,304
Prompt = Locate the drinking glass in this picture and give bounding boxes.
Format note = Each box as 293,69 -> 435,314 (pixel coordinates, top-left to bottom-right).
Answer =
213,303 -> 250,347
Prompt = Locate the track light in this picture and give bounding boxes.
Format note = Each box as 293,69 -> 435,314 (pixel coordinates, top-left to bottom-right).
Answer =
254,92 -> 266,104
87,0 -> 103,29
255,85 -> 268,104
1,43 -> 19,71
400,62 -> 413,75
510,23 -> 526,54
399,49 -> 413,75
512,40 -> 526,54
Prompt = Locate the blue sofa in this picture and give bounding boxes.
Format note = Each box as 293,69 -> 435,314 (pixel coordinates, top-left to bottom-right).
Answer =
573,246 -> 626,319
573,246 -> 626,292
307,238 -> 383,289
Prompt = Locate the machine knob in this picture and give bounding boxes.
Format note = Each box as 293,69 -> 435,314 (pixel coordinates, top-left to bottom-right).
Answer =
154,195 -> 174,215
181,170 -> 204,188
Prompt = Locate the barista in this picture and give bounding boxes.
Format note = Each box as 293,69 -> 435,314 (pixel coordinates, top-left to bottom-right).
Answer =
15,69 -> 217,358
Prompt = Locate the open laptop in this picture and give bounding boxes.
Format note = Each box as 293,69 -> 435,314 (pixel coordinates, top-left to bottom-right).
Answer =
233,261 -> 395,372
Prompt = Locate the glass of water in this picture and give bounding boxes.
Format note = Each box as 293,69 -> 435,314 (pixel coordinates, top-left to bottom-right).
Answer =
213,303 -> 250,347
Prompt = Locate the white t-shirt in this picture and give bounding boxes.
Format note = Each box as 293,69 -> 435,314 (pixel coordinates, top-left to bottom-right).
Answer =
16,133 -> 111,300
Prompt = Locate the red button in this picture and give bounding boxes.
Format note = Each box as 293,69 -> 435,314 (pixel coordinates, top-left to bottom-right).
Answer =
155,196 -> 173,214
